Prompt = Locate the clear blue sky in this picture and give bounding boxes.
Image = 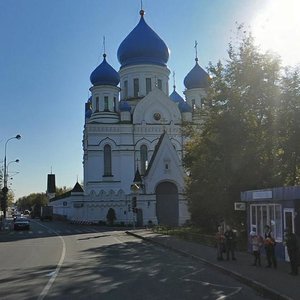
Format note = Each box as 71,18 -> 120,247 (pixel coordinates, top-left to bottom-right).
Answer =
1,0 -> 298,200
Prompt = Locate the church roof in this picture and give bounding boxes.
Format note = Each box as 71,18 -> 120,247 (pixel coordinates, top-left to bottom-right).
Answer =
47,174 -> 56,194
170,89 -> 184,104
178,101 -> 192,113
119,100 -> 131,112
72,182 -> 84,193
144,132 -> 166,176
117,10 -> 169,69
184,60 -> 209,89
90,54 -> 120,86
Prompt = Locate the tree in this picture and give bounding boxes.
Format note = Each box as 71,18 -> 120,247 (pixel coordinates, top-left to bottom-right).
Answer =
276,67 -> 300,185
184,29 -> 282,231
16,193 -> 47,211
55,186 -> 72,196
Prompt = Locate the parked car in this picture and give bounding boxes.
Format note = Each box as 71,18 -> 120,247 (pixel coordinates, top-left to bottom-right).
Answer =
13,217 -> 30,230
13,212 -> 22,221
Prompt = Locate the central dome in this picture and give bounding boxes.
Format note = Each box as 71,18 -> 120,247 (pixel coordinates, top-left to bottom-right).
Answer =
117,10 -> 170,69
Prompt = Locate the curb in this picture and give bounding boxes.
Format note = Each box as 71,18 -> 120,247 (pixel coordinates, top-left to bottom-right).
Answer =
126,231 -> 293,300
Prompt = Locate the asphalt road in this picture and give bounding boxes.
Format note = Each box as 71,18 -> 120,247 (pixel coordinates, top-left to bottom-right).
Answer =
0,219 -> 267,300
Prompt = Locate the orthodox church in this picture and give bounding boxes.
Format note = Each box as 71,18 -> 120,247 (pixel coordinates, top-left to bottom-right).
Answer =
49,9 -> 208,226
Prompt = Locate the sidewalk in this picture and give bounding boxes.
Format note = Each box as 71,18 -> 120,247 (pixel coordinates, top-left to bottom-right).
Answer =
126,229 -> 300,300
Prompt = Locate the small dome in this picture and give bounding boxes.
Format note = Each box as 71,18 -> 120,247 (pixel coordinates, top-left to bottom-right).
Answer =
184,60 -> 209,89
117,10 -> 169,68
90,54 -> 120,86
119,100 -> 131,112
85,108 -> 92,119
178,101 -> 192,113
85,96 -> 92,119
170,89 -> 184,104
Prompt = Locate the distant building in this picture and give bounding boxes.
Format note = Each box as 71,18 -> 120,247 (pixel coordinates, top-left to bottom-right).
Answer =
50,9 -> 208,226
46,174 -> 56,201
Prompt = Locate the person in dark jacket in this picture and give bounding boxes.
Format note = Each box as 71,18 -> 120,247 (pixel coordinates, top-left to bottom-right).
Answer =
264,225 -> 277,268
224,225 -> 236,260
284,227 -> 299,275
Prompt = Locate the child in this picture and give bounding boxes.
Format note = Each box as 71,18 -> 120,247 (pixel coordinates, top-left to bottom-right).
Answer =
250,231 -> 263,266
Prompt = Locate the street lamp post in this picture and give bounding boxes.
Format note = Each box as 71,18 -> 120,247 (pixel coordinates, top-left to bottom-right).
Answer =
6,159 -> 20,184
2,134 -> 21,218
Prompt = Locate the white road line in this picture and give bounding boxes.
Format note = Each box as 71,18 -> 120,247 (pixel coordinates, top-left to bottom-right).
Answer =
181,278 -> 242,299
179,266 -> 242,299
180,268 -> 205,279
37,224 -> 66,300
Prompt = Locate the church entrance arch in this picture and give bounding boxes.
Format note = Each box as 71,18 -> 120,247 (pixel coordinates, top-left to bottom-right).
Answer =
156,182 -> 179,226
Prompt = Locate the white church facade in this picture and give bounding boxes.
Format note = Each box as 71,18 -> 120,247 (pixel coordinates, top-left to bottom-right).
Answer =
49,9 -> 208,226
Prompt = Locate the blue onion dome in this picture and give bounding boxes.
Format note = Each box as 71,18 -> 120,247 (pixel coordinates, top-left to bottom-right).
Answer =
184,58 -> 209,89
117,10 -> 169,68
90,54 -> 120,86
119,100 -> 131,112
178,101 -> 192,113
170,87 -> 184,104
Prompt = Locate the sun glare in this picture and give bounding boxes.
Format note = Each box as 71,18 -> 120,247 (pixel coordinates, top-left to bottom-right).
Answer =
252,0 -> 300,67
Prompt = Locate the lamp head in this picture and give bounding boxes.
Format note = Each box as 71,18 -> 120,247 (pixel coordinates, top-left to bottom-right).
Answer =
16,134 -> 21,140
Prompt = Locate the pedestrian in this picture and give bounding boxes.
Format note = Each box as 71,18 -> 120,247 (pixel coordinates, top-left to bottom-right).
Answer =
264,225 -> 277,268
250,231 -> 263,266
224,225 -> 236,260
215,225 -> 225,261
284,227 -> 299,276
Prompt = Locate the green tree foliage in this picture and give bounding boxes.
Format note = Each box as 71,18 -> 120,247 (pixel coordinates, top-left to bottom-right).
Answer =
276,67 -> 300,185
7,191 -> 14,207
55,186 -> 72,196
184,29 -> 283,231
16,193 -> 47,211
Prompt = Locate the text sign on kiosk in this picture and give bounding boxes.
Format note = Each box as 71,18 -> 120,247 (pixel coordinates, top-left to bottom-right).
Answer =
234,202 -> 246,211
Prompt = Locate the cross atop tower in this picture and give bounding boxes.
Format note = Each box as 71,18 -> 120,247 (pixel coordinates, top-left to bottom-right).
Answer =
103,36 -> 106,56
194,40 -> 198,62
173,71 -> 176,90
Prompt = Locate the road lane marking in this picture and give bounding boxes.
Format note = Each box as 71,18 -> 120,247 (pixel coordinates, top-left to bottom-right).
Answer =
36,224 -> 66,300
180,277 -> 242,300
180,268 -> 205,279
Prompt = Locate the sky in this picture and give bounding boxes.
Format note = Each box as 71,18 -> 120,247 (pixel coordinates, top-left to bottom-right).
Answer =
1,0 -> 300,201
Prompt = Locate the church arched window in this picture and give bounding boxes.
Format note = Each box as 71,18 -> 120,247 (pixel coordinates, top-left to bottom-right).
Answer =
104,96 -> 109,111
104,144 -> 112,176
96,96 -> 99,112
140,145 -> 148,175
134,78 -> 139,97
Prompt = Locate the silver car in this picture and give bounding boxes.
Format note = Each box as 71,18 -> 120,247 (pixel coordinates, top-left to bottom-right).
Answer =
13,217 -> 30,230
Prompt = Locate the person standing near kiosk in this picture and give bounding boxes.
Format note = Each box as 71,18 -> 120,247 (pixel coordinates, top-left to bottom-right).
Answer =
284,227 -> 299,276
264,225 -> 277,268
